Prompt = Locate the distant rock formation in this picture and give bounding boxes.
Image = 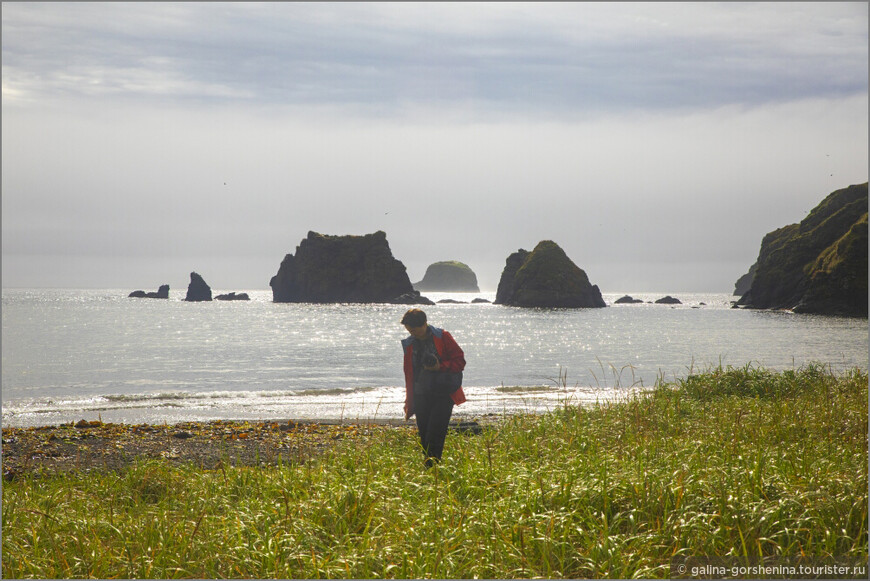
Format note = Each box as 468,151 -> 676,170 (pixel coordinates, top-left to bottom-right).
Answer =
655,296 -> 682,305
184,272 -> 213,302
437,297 -> 493,304
614,295 -> 644,304
413,261 -> 480,292
737,183 -> 868,317
129,284 -> 169,299
733,263 -> 757,296
391,291 -> 435,305
215,292 -> 250,301
270,231 -> 426,304
494,240 -> 606,308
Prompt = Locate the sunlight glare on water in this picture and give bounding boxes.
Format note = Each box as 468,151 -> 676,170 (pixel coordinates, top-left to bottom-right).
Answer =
2,289 -> 866,426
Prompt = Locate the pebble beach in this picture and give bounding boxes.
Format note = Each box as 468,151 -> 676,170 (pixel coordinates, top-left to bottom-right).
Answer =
1,419 -> 417,480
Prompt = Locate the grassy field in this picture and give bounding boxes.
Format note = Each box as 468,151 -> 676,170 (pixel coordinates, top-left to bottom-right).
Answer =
2,363 -> 867,578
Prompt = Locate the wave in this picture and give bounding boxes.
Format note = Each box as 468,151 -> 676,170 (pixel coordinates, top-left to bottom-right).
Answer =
2,386 -> 405,425
2,383 -> 646,428
100,387 -> 381,404
494,385 -> 561,394
294,386 -> 378,397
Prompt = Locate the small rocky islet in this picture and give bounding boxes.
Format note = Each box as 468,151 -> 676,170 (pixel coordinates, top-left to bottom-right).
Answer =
413,261 -> 480,293
129,274 -> 250,303
128,284 -> 169,299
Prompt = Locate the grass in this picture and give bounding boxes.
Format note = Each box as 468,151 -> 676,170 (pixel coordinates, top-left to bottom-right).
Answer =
3,363 -> 867,578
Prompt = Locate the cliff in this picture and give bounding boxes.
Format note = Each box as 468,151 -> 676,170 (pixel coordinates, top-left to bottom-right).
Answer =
494,240 -> 606,308
413,261 -> 480,292
737,183 -> 868,317
270,231 -> 421,303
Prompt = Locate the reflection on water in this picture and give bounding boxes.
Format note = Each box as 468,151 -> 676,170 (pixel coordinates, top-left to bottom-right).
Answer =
2,289 -> 866,426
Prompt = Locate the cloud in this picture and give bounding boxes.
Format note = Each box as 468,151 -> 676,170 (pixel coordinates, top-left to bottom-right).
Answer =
3,91 -> 867,290
2,2 -> 867,291
3,2 -> 866,114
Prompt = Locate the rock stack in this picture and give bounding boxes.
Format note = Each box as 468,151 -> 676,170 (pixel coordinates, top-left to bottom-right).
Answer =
184,272 -> 213,302
270,231 -> 430,304
494,240 -> 606,308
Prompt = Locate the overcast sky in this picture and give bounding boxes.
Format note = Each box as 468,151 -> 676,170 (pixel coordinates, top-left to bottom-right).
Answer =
3,2 -> 868,293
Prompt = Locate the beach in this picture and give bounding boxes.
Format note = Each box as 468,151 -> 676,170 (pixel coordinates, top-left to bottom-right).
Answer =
1,417 -> 489,480
2,364 -> 866,579
1,419 -> 420,479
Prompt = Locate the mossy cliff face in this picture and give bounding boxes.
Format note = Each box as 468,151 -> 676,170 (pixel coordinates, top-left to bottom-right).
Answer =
413,261 -> 480,292
738,183 -> 868,317
270,231 -> 415,303
495,241 -> 606,308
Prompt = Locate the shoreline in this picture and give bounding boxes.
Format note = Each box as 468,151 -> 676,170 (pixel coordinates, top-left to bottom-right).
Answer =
4,364 -> 866,579
1,386 -> 635,430
1,417 -> 488,480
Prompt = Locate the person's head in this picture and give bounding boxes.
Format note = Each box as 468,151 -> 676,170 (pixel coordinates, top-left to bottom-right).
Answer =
401,308 -> 428,339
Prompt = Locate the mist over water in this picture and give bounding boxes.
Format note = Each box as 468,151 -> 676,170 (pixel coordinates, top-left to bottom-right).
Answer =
2,289 -> 866,427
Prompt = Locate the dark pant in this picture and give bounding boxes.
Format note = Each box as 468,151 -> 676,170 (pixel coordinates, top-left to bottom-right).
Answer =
414,393 -> 455,465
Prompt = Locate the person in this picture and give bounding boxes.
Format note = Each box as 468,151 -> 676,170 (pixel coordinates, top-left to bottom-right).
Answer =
400,308 -> 466,466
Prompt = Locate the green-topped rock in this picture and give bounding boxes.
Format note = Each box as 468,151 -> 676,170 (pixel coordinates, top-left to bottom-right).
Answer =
413,261 -> 480,292
270,231 -> 429,304
494,241 -> 606,308
737,183 -> 868,317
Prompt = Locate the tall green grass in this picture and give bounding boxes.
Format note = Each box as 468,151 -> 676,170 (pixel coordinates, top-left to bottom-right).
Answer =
3,363 -> 867,578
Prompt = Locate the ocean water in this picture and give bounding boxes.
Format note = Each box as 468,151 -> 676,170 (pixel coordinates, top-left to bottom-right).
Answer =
2,288 -> 867,427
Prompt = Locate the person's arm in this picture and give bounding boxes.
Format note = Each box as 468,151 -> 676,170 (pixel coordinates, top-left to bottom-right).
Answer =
439,330 -> 466,373
441,331 -> 467,405
403,343 -> 415,419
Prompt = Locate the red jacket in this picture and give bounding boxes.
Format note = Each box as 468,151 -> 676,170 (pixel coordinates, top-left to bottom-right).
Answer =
402,326 -> 467,412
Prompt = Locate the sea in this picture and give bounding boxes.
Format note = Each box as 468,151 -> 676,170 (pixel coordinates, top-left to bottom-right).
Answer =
2,289 -> 867,428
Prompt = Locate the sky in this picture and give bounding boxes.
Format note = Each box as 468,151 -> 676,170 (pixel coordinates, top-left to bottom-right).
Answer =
2,2 -> 868,293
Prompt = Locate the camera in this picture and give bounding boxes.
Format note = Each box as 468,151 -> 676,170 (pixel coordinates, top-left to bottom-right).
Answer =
423,353 -> 440,367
